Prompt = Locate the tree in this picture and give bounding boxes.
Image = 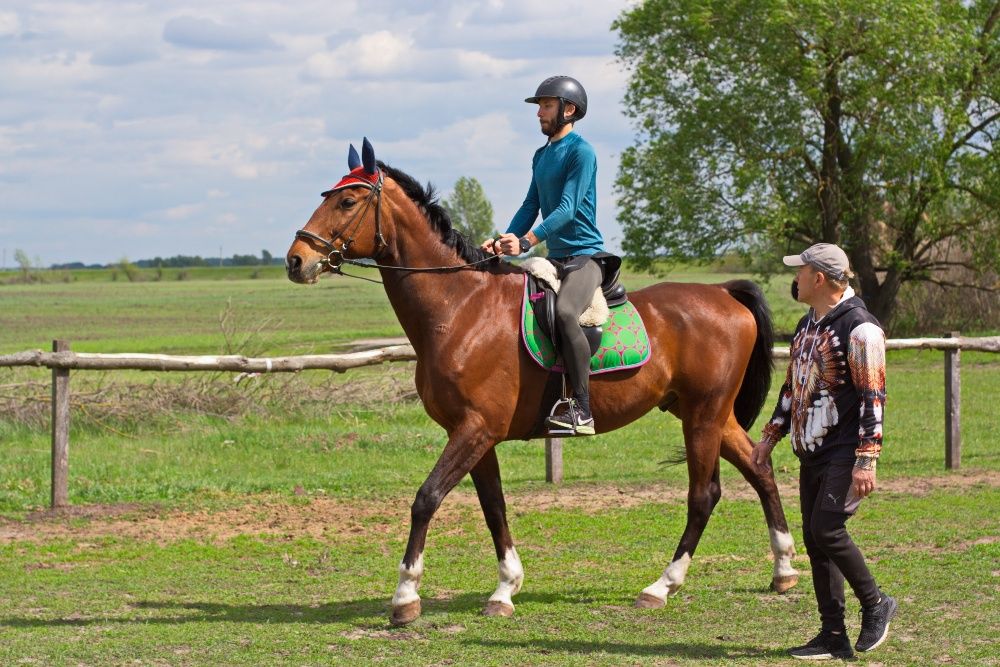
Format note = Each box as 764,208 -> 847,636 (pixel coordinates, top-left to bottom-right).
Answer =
442,176 -> 497,242
13,248 -> 33,282
614,0 -> 1000,325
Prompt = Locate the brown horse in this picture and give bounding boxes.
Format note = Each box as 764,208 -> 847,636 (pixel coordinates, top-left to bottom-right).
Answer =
285,141 -> 798,626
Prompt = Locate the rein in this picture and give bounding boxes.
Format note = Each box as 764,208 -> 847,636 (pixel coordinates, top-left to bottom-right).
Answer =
294,171 -> 500,284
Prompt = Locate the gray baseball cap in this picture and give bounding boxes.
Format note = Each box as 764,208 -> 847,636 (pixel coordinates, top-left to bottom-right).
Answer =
783,243 -> 850,279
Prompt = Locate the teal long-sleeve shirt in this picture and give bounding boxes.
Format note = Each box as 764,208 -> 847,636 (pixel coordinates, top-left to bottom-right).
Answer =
505,131 -> 604,258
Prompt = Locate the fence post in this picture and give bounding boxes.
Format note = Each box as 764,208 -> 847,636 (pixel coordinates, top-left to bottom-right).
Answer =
944,331 -> 961,470
545,437 -> 563,484
51,339 -> 71,508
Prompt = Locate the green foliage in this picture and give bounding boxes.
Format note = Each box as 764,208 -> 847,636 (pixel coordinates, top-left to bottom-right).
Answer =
12,248 -> 37,283
614,0 -> 1000,326
117,256 -> 141,283
442,176 -> 497,242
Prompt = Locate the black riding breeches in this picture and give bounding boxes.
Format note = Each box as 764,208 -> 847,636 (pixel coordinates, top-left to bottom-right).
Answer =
555,259 -> 603,413
799,461 -> 881,631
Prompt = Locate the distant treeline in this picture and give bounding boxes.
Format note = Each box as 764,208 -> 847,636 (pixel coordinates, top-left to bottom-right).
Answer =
50,251 -> 284,270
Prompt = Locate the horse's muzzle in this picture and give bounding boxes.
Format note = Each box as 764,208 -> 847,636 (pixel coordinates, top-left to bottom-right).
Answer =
285,252 -> 319,284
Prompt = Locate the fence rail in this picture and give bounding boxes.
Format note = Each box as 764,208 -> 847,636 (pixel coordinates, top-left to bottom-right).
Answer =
2,335 -> 997,507
3,336 -> 1000,371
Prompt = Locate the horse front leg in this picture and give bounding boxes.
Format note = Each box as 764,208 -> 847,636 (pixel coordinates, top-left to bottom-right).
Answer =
470,447 -> 523,618
637,422 -> 722,609
719,421 -> 799,593
391,421 -> 496,626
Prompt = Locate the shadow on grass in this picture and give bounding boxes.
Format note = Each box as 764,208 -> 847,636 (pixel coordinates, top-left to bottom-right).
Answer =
0,591 -> 591,628
464,637 -> 787,661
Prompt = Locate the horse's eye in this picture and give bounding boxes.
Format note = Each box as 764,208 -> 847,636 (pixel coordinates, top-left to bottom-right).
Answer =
340,198 -> 356,209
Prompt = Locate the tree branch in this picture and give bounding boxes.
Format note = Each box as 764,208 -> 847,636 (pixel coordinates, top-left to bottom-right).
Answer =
951,110 -> 1000,153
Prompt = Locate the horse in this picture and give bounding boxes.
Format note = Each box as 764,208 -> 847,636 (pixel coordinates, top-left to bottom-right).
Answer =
285,140 -> 799,626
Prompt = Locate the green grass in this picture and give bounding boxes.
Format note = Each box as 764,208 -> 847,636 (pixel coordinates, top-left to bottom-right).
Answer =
1,348 -> 998,512
0,486 -> 996,665
0,264 -> 807,356
1,268 -> 998,665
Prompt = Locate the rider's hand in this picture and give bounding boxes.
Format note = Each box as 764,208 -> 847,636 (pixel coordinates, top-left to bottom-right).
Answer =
496,233 -> 520,256
480,234 -> 519,256
751,440 -> 776,474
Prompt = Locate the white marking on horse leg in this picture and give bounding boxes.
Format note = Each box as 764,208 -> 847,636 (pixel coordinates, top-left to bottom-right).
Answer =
391,553 -> 424,607
487,547 -> 524,608
641,553 -> 692,603
769,528 -> 798,578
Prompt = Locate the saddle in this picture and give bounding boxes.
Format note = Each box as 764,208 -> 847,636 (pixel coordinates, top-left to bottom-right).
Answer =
525,257 -> 627,358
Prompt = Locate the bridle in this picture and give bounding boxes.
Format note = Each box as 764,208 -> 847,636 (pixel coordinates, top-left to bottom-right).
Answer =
294,169 -> 500,283
294,170 -> 389,276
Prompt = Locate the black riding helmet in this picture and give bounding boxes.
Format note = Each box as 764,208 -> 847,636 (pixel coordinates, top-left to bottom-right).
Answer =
525,76 -> 588,126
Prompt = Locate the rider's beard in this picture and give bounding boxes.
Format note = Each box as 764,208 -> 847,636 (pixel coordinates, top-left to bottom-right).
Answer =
539,118 -> 556,137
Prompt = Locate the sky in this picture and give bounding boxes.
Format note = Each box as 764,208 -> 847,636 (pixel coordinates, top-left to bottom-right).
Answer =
0,1 -> 637,267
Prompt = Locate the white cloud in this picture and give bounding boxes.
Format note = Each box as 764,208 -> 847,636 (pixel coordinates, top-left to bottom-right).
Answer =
0,0 -> 635,265
304,30 -> 414,79
0,11 -> 21,37
163,203 -> 203,220
162,15 -> 280,52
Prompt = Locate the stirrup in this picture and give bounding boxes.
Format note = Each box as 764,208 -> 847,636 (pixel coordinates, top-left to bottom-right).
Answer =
545,397 -> 577,436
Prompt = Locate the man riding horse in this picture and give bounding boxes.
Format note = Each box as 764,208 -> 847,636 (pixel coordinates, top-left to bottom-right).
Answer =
483,75 -> 617,436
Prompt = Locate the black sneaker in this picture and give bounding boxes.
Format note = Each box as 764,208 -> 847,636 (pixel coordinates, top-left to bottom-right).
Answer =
855,593 -> 898,652
789,630 -> 854,660
546,399 -> 595,435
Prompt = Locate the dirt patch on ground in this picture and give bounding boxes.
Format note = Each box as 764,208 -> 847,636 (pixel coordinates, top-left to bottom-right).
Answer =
1,470 -> 997,545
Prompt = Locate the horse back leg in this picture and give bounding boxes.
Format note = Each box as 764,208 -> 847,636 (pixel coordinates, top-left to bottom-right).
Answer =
469,447 -> 523,618
719,417 -> 799,593
391,420 -> 496,626
637,416 -> 723,608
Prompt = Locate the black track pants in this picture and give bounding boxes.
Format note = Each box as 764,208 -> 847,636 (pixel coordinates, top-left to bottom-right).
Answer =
555,259 -> 603,412
799,461 -> 881,631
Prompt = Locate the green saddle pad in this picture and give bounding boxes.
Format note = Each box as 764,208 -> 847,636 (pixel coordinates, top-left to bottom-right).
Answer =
521,275 -> 652,374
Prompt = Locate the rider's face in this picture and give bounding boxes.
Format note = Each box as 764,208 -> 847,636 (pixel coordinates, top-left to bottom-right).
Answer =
537,98 -> 560,134
536,98 -> 575,136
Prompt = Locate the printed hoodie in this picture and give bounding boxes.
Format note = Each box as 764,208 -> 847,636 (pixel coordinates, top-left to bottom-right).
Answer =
761,288 -> 886,466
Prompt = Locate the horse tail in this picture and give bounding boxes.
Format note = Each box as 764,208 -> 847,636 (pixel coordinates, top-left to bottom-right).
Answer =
723,279 -> 774,430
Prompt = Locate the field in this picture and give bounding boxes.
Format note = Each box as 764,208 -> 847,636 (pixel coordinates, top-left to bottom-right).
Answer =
1,267 -> 998,666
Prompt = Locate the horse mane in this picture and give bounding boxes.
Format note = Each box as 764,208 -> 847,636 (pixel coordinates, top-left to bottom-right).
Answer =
378,161 -> 495,270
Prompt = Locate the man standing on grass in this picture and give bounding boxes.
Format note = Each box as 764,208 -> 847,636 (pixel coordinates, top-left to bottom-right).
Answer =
752,243 -> 897,660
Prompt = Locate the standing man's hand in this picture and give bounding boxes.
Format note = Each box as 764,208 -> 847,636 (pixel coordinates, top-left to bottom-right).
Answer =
751,440 -> 776,474
852,467 -> 877,498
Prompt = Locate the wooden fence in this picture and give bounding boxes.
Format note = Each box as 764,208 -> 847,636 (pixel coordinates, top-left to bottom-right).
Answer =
2,334 -> 998,508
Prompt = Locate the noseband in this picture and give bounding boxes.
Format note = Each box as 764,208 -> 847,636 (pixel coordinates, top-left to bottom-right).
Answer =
294,170 -> 388,274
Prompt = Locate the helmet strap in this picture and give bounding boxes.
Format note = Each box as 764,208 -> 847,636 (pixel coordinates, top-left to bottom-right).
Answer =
549,99 -> 576,135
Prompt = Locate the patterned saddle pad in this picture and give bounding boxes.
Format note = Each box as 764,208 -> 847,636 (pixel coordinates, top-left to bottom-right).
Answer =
520,275 -> 652,374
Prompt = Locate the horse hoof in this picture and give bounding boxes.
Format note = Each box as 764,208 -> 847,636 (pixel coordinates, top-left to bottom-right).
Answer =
770,575 -> 799,594
634,593 -> 665,609
483,601 -> 514,618
390,600 -> 421,626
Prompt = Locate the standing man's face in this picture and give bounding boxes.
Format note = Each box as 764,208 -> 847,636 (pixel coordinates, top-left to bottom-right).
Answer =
794,264 -> 822,304
536,98 -> 575,137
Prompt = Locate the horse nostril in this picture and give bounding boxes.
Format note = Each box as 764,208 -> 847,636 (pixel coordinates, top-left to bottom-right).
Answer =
287,254 -> 302,274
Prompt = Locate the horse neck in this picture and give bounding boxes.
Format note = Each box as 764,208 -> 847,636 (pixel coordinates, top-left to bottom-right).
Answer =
377,198 -> 503,352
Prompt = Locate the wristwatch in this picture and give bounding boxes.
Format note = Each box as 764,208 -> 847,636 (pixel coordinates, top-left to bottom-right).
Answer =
518,236 -> 533,254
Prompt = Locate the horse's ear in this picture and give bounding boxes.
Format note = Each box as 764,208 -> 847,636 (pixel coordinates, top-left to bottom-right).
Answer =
347,144 -> 361,170
361,137 -> 377,174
